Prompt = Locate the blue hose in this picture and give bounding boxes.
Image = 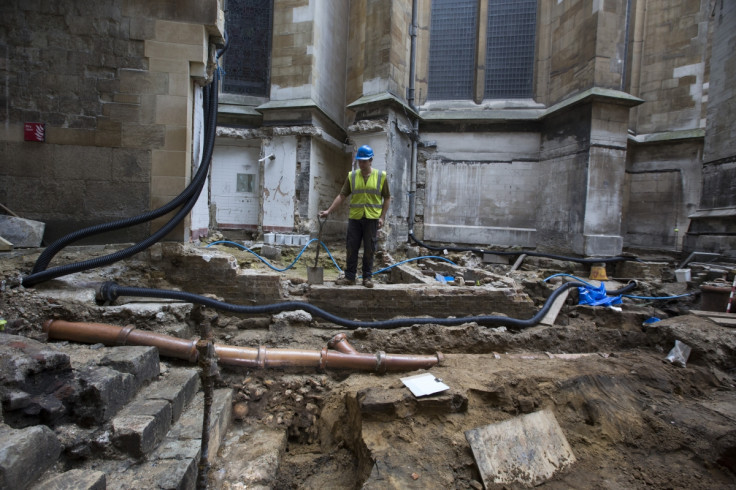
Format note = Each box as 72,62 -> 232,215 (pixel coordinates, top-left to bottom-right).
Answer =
206,240 -> 458,277
206,239 -> 343,273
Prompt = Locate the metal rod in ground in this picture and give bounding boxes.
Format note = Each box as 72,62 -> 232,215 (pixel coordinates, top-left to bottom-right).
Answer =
196,308 -> 220,489
727,273 -> 736,314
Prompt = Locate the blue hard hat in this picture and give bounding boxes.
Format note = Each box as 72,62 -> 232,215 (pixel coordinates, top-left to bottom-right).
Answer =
355,145 -> 374,160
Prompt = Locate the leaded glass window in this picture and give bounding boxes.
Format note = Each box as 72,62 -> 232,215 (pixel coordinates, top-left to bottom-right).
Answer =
428,0 -> 537,101
485,0 -> 537,98
222,0 -> 273,97
428,0 -> 478,100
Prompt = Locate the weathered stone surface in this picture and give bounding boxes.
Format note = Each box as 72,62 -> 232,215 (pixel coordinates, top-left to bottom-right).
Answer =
101,346 -> 160,387
108,457 -> 197,490
112,398 -> 173,457
33,469 -> 106,490
165,388 -> 233,459
138,368 -> 199,424
0,215 -> 45,248
307,283 -> 535,323
0,424 -> 62,490
72,366 -> 136,426
209,424 -> 287,489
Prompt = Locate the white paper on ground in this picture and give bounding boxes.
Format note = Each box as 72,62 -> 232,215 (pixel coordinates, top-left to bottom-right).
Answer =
400,372 -> 450,397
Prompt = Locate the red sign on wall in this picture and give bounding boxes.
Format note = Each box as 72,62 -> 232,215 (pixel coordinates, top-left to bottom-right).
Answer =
24,122 -> 46,142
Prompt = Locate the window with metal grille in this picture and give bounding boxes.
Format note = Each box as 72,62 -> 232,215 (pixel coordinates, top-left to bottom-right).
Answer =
428,0 -> 537,101
222,0 -> 273,97
428,0 -> 478,100
485,0 -> 536,98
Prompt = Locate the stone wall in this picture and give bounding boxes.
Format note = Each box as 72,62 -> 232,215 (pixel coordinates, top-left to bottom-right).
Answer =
684,0 -> 736,257
629,0 -> 710,135
0,0 -> 223,244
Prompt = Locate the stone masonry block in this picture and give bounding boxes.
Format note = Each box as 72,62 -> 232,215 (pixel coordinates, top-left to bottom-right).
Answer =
155,94 -> 189,125
101,346 -> 160,387
119,69 -> 169,95
140,368 -> 200,424
164,125 -> 188,150
46,127 -> 97,146
112,398 -> 173,458
153,150 -> 188,177
0,424 -> 61,490
73,366 -> 136,426
34,469 -> 106,490
152,175 -> 187,196
144,40 -> 206,63
122,123 -> 166,149
155,20 -> 206,45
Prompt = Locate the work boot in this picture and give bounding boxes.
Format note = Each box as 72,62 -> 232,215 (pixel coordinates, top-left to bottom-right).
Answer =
335,277 -> 355,286
362,278 -> 374,288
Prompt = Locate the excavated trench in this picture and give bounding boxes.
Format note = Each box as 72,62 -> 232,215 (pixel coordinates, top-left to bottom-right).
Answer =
1,242 -> 735,489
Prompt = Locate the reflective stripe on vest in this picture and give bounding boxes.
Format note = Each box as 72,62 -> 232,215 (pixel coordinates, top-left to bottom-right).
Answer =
349,169 -> 385,219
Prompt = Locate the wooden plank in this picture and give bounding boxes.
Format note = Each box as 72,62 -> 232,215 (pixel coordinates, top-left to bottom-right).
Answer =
465,409 -> 576,488
690,310 -> 736,319
0,235 -> 12,252
510,253 -> 527,271
539,288 -> 570,326
689,310 -> 736,327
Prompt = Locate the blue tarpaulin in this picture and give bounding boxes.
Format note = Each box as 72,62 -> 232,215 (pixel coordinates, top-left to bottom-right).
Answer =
578,283 -> 622,307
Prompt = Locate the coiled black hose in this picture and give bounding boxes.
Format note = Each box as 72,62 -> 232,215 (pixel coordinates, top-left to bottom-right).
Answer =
409,230 -> 639,265
99,280 -> 637,330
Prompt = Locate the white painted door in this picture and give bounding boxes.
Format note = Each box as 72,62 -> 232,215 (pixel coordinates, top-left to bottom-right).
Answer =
210,143 -> 260,230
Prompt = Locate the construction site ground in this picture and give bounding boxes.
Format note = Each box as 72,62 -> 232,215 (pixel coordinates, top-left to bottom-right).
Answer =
1,240 -> 735,489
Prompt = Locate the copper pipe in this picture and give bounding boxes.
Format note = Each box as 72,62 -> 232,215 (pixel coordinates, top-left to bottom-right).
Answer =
43,319 -> 198,362
42,320 -> 443,372
327,332 -> 359,354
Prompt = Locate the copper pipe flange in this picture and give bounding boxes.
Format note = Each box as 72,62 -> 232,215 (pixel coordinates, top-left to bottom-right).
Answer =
116,325 -> 136,345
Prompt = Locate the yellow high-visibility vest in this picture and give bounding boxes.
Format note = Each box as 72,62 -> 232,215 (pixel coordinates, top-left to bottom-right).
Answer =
348,169 -> 385,219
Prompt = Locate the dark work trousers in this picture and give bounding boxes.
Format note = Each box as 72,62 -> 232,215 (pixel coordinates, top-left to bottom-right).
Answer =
345,217 -> 379,280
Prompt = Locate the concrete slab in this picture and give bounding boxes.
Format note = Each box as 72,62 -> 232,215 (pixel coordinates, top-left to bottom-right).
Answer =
465,409 -> 576,488
0,215 -> 45,247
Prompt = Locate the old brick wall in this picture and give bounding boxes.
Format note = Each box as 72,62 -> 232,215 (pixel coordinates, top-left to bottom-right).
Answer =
0,0 -> 222,244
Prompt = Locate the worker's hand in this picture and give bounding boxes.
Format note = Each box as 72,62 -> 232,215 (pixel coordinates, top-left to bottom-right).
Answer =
378,217 -> 384,228
319,210 -> 329,218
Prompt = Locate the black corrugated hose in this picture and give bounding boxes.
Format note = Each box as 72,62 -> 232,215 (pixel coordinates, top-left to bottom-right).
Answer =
99,280 -> 637,330
408,230 -> 640,264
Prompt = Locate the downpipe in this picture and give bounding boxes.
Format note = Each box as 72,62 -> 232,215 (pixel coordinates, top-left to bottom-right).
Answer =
42,320 -> 443,372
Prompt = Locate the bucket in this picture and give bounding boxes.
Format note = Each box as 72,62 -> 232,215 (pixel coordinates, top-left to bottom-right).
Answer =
264,233 -> 275,244
675,269 -> 691,282
589,265 -> 608,281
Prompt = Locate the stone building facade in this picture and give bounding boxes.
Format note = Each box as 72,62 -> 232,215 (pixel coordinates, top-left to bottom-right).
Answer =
1,0 -> 734,257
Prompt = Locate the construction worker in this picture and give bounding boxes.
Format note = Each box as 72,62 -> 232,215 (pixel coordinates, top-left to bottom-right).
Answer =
319,145 -> 391,288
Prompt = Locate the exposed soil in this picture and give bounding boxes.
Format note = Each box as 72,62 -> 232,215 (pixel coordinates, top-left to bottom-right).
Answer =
1,242 -> 735,489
